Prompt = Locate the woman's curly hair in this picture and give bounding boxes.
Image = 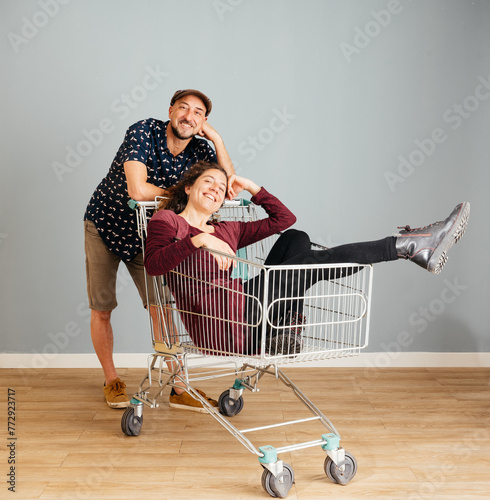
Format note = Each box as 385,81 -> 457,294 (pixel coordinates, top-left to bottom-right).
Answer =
157,161 -> 229,214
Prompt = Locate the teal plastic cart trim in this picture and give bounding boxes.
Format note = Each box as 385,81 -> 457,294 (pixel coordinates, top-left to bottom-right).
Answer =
233,379 -> 245,390
321,433 -> 340,451
130,398 -> 142,405
128,199 -> 138,210
231,247 -> 249,280
258,445 -> 277,464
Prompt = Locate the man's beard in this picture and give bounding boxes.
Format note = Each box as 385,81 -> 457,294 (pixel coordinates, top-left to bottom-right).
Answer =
171,122 -> 195,140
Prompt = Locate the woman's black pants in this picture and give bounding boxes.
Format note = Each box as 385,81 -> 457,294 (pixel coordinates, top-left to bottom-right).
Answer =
242,229 -> 398,340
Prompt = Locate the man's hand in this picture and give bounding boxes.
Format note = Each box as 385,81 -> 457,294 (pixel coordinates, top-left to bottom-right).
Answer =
198,121 -> 220,144
197,122 -> 236,186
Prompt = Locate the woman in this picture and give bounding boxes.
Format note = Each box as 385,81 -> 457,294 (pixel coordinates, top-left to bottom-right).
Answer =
144,161 -> 470,356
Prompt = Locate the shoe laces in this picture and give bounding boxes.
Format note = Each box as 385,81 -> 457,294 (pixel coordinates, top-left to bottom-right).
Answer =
286,310 -> 306,336
291,311 -> 306,325
398,220 -> 442,233
110,379 -> 126,395
287,311 -> 306,326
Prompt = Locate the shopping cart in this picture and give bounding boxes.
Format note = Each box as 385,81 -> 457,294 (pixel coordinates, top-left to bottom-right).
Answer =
122,198 -> 374,498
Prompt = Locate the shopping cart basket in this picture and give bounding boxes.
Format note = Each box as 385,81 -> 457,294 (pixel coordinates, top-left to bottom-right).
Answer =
122,198 -> 374,498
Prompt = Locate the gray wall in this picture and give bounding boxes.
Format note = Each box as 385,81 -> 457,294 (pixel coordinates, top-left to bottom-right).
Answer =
1,0 -> 489,358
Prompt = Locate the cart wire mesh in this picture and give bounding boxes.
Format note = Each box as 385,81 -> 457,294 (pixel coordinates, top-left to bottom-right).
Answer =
138,199 -> 373,367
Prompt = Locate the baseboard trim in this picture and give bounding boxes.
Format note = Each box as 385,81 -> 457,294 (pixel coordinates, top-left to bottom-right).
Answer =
1,352 -> 489,369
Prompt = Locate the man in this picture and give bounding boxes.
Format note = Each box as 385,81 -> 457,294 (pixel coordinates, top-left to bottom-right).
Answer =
84,89 -> 235,409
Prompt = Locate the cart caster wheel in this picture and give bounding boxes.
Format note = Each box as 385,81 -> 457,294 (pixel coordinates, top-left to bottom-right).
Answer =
121,407 -> 143,436
324,452 -> 357,485
218,389 -> 244,417
261,463 -> 294,498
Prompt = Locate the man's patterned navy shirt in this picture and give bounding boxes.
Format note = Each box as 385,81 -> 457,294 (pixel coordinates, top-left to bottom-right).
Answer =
84,118 -> 217,261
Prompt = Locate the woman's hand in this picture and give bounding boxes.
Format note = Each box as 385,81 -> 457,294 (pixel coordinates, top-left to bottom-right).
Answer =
191,233 -> 237,271
227,175 -> 260,199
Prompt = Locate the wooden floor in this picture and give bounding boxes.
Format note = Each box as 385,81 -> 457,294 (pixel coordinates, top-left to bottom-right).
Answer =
1,367 -> 489,499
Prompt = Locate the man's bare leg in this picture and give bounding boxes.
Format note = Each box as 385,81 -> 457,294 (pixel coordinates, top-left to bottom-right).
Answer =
91,309 -> 130,407
149,305 -> 186,394
91,309 -> 118,384
147,305 -> 217,411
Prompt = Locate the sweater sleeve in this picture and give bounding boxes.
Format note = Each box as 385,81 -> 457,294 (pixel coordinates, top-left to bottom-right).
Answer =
236,187 -> 297,249
144,212 -> 199,276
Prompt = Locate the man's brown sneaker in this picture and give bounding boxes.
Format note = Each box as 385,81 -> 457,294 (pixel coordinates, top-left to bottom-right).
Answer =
169,388 -> 218,413
103,378 -> 130,408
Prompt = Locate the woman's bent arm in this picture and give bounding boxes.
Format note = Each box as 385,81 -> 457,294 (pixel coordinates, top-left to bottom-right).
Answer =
144,214 -> 198,276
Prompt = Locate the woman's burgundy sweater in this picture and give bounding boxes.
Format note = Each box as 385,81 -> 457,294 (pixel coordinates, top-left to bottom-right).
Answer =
144,188 -> 296,354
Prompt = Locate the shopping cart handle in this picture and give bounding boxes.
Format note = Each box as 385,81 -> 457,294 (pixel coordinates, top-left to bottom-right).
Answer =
128,199 -> 139,210
128,199 -> 164,210
223,198 -> 252,207
129,198 -> 252,210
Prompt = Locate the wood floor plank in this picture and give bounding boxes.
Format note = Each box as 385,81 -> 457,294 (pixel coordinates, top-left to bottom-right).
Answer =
2,367 -> 490,499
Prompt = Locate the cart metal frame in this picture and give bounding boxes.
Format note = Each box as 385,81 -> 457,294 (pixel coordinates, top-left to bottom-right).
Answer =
122,199 -> 374,497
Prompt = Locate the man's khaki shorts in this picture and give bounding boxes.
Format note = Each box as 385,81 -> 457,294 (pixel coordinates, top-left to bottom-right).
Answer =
84,220 -> 159,310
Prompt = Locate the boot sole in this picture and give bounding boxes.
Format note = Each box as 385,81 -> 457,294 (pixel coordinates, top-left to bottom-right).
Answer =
106,399 -> 131,409
428,202 -> 470,274
168,401 -> 215,413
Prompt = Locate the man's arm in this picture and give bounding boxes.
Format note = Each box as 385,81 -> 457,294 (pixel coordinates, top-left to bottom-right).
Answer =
124,161 -> 167,201
198,122 -> 235,176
